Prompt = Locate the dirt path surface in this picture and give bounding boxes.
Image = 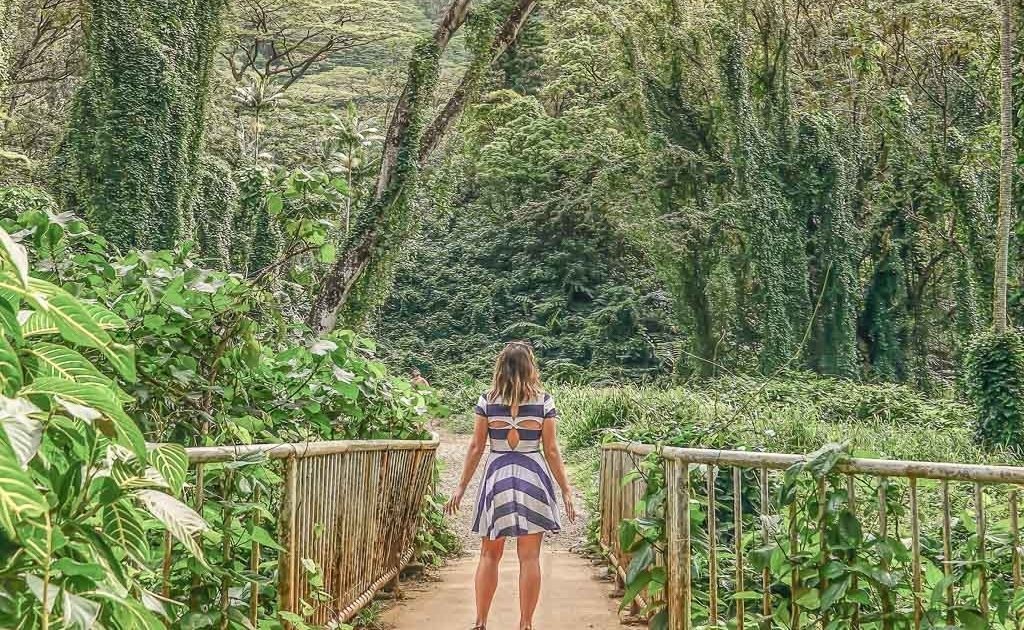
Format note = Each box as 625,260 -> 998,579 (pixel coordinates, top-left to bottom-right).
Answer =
377,426 -> 625,629
379,550 -> 623,629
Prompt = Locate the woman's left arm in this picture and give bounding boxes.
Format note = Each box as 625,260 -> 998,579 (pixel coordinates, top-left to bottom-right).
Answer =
541,419 -> 576,523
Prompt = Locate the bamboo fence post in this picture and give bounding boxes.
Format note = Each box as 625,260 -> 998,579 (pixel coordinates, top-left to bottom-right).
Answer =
909,477 -> 922,629
848,475 -> 859,629
665,458 -> 690,630
219,468 -> 236,630
976,483 -> 988,618
733,467 -> 744,630
250,486 -> 261,626
942,480 -> 954,626
1012,490 -> 1021,627
707,466 -> 718,625
278,456 -> 299,616
760,467 -> 770,619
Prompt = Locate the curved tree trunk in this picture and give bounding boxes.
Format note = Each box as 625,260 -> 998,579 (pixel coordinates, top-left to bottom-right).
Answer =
995,0 -> 1015,333
307,0 -> 539,334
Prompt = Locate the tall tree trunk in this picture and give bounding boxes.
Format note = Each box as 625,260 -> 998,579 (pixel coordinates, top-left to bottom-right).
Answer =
307,0 -> 539,334
0,0 -> 21,122
996,0 -> 1015,333
56,0 -> 228,252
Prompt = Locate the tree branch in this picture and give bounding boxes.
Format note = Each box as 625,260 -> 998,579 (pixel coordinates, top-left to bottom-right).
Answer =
307,0 -> 540,333
418,0 -> 538,163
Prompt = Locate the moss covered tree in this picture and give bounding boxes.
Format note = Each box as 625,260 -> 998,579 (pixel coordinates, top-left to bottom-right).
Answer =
967,0 -> 1024,450
0,0 -> 20,106
57,0 -> 228,252
191,155 -> 238,269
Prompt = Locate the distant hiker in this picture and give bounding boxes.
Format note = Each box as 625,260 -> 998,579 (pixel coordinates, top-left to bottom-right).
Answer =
444,341 -> 576,630
411,368 -> 429,388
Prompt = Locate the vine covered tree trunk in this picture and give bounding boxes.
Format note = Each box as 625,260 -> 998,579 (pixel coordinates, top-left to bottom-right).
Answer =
0,0 -> 20,110
996,0 -> 1015,333
307,0 -> 538,333
967,0 -> 1024,451
56,0 -> 228,252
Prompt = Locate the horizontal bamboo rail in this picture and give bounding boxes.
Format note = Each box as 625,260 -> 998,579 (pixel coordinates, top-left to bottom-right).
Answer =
604,442 -> 1024,483
164,435 -> 439,626
599,441 -> 1024,630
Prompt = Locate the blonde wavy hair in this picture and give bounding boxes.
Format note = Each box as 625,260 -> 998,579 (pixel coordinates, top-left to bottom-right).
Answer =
488,341 -> 542,412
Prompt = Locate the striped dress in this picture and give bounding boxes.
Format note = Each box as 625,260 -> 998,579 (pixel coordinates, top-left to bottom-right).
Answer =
471,391 -> 562,540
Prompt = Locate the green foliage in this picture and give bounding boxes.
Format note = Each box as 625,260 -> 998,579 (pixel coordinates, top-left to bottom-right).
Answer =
379,89 -> 676,385
0,0 -> 18,107
0,201 -> 452,625
191,155 -> 239,270
0,186 -> 58,219
965,330 -> 1024,450
57,0 -> 229,252
558,374 -> 980,463
0,218 -> 205,627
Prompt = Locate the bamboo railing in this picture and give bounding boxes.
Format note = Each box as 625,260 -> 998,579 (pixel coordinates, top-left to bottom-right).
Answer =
167,435 -> 438,625
599,441 -> 1024,629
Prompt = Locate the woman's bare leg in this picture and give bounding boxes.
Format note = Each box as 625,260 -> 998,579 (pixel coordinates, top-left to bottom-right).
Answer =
475,537 -> 505,626
517,533 -> 544,629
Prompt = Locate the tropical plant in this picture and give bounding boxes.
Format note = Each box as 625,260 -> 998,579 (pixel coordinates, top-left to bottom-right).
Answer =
0,217 -> 207,627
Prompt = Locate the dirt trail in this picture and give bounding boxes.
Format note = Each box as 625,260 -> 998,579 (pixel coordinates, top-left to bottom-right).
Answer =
378,427 -> 625,629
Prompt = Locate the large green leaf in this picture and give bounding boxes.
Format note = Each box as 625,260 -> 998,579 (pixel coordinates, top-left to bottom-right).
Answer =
82,302 -> 127,331
21,305 -> 126,338
26,342 -> 112,387
108,597 -> 165,630
102,500 -> 148,565
0,334 -> 22,396
0,300 -> 22,346
19,310 -> 59,337
20,377 -> 145,459
0,438 -> 47,536
134,489 -> 208,565
0,275 -> 136,381
0,396 -> 43,467
149,444 -> 187,495
62,590 -> 100,629
0,228 -> 30,289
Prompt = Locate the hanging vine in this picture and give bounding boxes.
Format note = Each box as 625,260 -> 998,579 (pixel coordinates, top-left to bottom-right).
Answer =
721,30 -> 808,373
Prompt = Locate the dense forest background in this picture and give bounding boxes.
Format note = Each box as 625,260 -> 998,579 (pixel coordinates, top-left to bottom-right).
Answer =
2,0 -> 1022,390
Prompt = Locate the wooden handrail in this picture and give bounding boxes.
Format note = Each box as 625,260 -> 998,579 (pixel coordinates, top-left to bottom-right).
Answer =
603,441 -> 1024,483
600,440 -> 1024,630
164,434 -> 439,626
177,432 -> 441,463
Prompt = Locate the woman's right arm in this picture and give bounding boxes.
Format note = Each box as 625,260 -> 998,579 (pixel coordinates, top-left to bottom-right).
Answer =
444,414 -> 488,514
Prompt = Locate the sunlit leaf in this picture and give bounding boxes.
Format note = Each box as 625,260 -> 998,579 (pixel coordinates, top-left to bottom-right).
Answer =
149,444 -> 188,495
0,228 -> 30,289
134,489 -> 208,564
0,438 -> 47,536
62,590 -> 101,629
0,396 -> 43,467
103,500 -> 149,565
21,377 -> 145,459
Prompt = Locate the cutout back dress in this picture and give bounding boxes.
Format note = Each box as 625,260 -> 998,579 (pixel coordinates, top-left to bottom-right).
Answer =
470,391 -> 562,540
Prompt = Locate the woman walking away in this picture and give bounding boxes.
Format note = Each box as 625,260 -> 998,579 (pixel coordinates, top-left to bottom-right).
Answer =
444,342 -> 576,630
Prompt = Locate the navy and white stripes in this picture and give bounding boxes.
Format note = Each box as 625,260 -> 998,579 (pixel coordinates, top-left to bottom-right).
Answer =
470,392 -> 562,540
